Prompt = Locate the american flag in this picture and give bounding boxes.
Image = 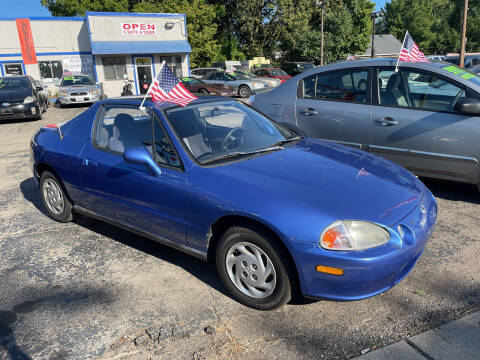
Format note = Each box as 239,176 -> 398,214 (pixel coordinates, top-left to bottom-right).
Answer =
398,31 -> 429,63
149,62 -> 197,107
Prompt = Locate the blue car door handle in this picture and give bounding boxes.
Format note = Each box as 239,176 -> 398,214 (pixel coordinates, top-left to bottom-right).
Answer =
83,158 -> 98,167
299,108 -> 318,116
375,117 -> 399,126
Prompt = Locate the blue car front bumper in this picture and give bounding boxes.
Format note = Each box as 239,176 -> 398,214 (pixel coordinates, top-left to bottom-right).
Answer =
291,190 -> 437,300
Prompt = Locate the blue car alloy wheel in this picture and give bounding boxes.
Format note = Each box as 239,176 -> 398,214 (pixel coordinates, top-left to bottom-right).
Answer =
216,225 -> 293,310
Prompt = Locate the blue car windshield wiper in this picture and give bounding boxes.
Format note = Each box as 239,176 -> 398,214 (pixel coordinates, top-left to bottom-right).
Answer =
201,146 -> 284,165
271,136 -> 303,147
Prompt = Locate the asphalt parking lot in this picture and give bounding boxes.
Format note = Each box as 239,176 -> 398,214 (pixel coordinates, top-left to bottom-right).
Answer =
1,104 -> 479,360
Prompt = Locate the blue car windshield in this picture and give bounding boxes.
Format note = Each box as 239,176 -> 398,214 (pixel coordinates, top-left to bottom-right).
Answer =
164,100 -> 296,164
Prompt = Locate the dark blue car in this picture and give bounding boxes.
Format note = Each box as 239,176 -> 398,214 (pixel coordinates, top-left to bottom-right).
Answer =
30,96 -> 437,310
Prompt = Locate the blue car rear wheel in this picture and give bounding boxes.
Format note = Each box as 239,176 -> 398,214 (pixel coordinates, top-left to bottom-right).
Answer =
40,171 -> 73,223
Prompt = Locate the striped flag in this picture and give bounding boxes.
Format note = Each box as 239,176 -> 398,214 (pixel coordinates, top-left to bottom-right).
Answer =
147,61 -> 197,107
398,31 -> 430,63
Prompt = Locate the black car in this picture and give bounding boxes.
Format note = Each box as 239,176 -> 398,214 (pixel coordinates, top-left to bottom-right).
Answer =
280,62 -> 315,76
0,75 -> 47,121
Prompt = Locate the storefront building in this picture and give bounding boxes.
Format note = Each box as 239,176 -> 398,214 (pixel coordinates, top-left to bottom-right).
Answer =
0,12 -> 191,98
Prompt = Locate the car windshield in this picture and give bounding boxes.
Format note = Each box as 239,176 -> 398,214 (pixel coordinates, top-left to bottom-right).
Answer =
237,71 -> 255,78
164,100 -> 297,164
0,77 -> 31,91
297,63 -> 315,71
233,72 -> 250,79
225,73 -> 241,80
61,75 -> 94,86
445,57 -> 460,65
269,69 -> 287,76
181,77 -> 203,85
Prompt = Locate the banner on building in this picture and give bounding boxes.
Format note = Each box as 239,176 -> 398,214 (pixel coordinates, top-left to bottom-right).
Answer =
62,55 -> 95,78
16,19 -> 37,65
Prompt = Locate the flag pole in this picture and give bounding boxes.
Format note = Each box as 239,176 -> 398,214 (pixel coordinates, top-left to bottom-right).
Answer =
395,31 -> 407,73
139,61 -> 166,110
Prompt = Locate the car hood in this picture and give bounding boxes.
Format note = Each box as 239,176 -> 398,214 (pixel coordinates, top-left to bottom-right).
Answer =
0,90 -> 32,103
205,139 -> 424,228
59,85 -> 96,93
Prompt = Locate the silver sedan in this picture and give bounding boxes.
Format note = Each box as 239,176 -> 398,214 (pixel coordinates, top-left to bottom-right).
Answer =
252,58 -> 480,189
57,74 -> 99,106
201,71 -> 268,98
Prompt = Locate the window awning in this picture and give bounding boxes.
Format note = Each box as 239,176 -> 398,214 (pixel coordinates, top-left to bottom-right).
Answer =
91,40 -> 191,55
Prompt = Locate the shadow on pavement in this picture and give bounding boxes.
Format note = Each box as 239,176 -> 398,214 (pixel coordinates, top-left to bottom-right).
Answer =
20,177 -> 49,217
421,177 -> 480,204
1,288 -> 113,360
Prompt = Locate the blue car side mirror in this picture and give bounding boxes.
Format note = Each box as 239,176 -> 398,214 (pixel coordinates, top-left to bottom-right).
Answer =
123,146 -> 162,176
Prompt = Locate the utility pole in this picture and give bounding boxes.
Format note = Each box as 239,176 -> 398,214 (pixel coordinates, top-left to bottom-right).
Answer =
370,11 -> 383,58
460,0 -> 469,68
316,0 -> 330,66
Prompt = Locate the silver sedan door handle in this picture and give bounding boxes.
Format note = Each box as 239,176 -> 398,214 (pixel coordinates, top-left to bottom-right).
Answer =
299,108 -> 318,116
375,117 -> 399,126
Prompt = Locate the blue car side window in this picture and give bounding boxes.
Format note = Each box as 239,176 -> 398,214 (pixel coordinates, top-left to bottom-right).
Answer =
95,106 -> 153,154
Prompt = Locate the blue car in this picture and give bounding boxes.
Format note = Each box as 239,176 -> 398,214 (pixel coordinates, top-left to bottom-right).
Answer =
30,96 -> 437,310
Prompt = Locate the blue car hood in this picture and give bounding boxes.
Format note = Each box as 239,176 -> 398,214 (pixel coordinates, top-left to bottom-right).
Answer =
206,139 -> 424,227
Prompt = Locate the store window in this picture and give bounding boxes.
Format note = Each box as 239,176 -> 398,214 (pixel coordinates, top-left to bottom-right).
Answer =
159,56 -> 183,78
39,61 -> 63,82
102,56 -> 127,80
3,63 -> 24,76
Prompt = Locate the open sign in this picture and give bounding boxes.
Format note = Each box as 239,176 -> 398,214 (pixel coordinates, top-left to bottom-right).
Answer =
122,23 -> 157,35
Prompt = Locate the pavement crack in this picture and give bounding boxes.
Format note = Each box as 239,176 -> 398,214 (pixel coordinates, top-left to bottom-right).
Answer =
405,338 -> 435,360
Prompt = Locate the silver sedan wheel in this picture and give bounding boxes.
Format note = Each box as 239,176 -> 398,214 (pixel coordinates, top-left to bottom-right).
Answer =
225,241 -> 276,299
42,178 -> 64,215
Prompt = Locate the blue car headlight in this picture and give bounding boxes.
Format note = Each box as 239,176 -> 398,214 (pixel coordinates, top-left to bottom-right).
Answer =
320,221 -> 390,251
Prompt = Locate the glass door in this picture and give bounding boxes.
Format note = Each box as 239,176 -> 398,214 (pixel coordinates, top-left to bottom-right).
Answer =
134,57 -> 153,95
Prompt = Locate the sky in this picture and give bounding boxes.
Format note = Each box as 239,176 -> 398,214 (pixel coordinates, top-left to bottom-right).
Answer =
1,0 -> 389,18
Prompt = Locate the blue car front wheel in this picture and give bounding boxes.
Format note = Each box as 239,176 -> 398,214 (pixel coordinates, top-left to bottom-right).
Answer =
216,225 -> 292,310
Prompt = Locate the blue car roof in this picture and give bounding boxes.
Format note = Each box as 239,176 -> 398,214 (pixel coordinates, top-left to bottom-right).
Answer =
99,95 -> 229,109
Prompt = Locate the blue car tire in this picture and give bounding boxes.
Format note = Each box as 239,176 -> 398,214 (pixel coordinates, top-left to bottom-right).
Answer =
40,171 -> 73,223
216,225 -> 292,310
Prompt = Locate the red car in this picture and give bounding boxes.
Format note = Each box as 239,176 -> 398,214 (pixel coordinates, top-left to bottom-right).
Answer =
180,77 -> 236,97
254,68 -> 292,83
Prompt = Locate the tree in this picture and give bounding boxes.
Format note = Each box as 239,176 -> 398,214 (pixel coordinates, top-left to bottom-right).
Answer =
230,0 -> 310,59
41,0 -> 130,16
281,0 -> 375,64
133,0 -> 223,67
382,0 -> 480,54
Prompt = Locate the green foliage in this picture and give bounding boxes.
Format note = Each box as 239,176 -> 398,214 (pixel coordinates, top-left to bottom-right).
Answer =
41,0 -> 129,16
281,0 -> 375,64
383,0 -> 480,54
231,0 -> 311,59
133,0 -> 222,68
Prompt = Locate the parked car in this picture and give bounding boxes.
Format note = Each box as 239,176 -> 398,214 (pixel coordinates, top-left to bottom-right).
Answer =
57,74 -> 99,107
254,68 -> 292,83
34,79 -> 49,110
252,58 -> 480,189
179,77 -> 236,97
281,62 -> 316,76
201,71 -> 268,98
444,55 -> 480,70
0,75 -> 47,121
233,70 -> 281,88
190,68 -> 220,79
426,55 -> 446,62
31,96 -> 437,310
